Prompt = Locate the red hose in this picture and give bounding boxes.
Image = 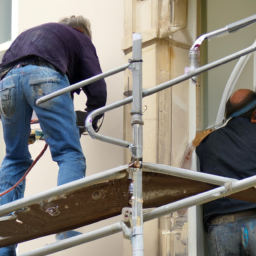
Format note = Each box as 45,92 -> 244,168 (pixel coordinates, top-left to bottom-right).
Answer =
0,143 -> 48,197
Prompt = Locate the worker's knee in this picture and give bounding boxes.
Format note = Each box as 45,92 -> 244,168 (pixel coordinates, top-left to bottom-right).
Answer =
0,244 -> 17,256
57,153 -> 86,186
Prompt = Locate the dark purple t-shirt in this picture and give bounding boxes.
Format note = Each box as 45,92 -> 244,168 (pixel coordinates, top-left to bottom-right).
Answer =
0,22 -> 107,112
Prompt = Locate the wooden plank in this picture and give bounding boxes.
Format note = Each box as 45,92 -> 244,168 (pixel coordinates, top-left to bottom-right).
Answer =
0,173 -> 130,248
0,171 -> 256,247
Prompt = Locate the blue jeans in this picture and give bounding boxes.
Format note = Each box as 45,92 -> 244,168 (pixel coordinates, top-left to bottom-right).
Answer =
207,215 -> 256,256
0,65 -> 86,255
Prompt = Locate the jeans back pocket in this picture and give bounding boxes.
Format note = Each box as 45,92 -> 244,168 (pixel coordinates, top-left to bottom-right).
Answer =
0,77 -> 16,119
30,75 -> 61,97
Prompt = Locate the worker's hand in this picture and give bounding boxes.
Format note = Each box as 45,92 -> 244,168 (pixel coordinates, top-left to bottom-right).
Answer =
91,113 -> 104,132
28,130 -> 45,144
75,111 -> 104,135
76,110 -> 88,135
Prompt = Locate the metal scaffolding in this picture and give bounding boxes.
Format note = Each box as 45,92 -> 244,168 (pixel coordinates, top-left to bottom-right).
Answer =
1,14 -> 256,256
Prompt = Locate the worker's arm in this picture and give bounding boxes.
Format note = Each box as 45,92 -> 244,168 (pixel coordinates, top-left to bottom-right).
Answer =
69,38 -> 106,132
71,38 -> 107,112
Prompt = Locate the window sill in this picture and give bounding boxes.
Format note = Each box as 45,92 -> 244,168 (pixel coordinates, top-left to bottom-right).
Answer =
0,41 -> 13,52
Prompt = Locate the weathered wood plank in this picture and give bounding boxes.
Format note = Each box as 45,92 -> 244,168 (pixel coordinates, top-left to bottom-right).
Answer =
0,171 -> 255,247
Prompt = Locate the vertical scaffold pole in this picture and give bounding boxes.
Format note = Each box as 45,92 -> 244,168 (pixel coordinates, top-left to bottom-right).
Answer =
130,33 -> 144,256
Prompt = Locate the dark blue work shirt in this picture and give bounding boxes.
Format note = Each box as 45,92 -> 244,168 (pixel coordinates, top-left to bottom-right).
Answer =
196,117 -> 256,229
0,22 -> 107,112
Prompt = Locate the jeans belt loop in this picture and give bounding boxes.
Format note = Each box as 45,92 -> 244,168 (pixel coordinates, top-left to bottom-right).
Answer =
210,209 -> 256,225
14,57 -> 56,71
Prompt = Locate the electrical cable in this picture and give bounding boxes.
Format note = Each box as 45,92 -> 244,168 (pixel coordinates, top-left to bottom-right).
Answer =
0,111 -> 101,195
0,143 -> 48,197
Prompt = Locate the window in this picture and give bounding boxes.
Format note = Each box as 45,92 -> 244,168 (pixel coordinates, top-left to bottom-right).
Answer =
0,0 -> 12,45
0,51 -> 5,62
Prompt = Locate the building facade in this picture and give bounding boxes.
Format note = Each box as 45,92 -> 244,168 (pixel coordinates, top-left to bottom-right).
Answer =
1,0 -> 256,255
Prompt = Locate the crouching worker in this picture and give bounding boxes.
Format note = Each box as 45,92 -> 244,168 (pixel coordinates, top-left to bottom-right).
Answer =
0,15 -> 106,256
197,89 -> 256,255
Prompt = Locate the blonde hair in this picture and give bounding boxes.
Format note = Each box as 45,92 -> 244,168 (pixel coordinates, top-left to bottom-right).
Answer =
59,15 -> 92,39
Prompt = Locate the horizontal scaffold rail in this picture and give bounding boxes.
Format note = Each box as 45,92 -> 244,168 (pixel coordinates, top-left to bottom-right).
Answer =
17,15 -> 256,256
0,165 -> 129,217
190,13 -> 256,50
36,36 -> 256,150
19,169 -> 256,256
85,41 -> 256,148
1,163 -> 256,252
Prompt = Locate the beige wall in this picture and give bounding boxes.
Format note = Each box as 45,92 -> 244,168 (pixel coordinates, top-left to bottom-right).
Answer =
123,0 -> 196,171
0,0 -> 201,255
122,1 -> 197,255
4,0 -> 126,255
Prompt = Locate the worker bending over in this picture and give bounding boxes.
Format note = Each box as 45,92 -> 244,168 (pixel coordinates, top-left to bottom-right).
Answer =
197,89 -> 256,255
0,15 -> 106,256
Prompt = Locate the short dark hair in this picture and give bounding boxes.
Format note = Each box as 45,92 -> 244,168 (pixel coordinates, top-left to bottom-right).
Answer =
225,89 -> 256,118
59,15 -> 92,39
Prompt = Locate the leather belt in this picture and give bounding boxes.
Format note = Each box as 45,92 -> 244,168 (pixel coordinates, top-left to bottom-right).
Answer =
210,209 -> 256,225
13,57 -> 56,71
0,57 -> 57,80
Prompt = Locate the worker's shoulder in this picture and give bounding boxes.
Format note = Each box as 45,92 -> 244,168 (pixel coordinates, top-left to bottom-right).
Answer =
23,22 -> 72,34
20,22 -> 90,43
200,117 -> 252,145
21,23 -> 79,37
38,23 -> 92,43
